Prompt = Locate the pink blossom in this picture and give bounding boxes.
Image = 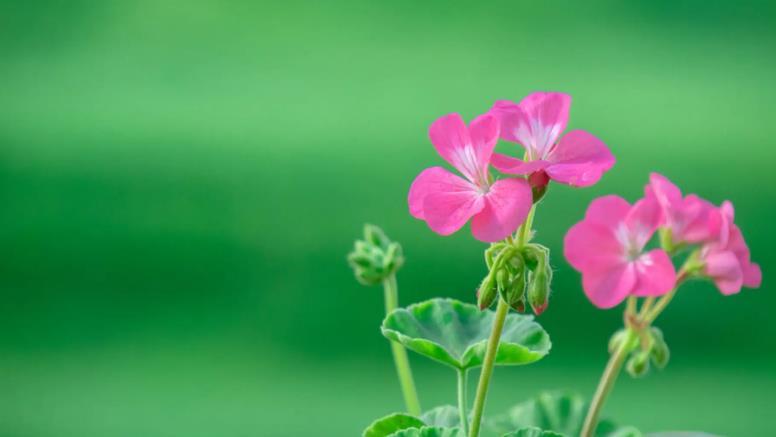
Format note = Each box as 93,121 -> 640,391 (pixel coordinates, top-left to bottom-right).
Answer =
564,195 -> 677,309
408,113 -> 532,242
644,173 -> 721,245
488,92 -> 615,188
701,201 -> 762,295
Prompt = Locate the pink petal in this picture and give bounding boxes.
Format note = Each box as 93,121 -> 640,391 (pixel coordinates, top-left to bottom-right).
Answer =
743,262 -> 762,288
717,200 -> 735,247
544,130 -> 615,187
489,100 -> 528,145
645,173 -> 682,214
563,221 -> 625,272
704,250 -> 743,295
624,197 -> 662,249
679,195 -> 722,243
490,153 -> 549,175
490,93 -> 571,158
428,113 -> 483,183
469,113 -> 500,175
584,195 -> 631,228
470,178 -> 532,242
582,263 -> 636,309
724,225 -> 760,288
631,249 -> 677,297
423,184 -> 485,236
408,167 -> 469,219
427,113 -> 498,186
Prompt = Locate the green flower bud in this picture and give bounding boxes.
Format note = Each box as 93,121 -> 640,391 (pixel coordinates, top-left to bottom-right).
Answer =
527,268 -> 551,316
347,224 -> 404,286
608,329 -> 628,354
364,224 -> 389,249
649,327 -> 670,369
477,275 -> 498,310
626,350 -> 650,378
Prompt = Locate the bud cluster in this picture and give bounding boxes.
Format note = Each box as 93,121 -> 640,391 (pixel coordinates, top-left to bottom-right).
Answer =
477,242 -> 553,315
347,224 -> 404,286
609,327 -> 670,378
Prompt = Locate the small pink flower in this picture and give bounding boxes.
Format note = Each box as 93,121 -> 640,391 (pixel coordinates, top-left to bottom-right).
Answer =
408,113 -> 532,242
489,92 -> 615,188
564,195 -> 677,309
701,201 -> 762,295
645,173 -> 721,245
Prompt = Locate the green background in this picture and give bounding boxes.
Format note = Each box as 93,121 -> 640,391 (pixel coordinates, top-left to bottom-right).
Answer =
1,1 -> 774,436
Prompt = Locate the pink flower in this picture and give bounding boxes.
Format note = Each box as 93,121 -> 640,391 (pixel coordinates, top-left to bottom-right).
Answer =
408,113 -> 532,243
489,92 -> 615,188
701,201 -> 762,295
564,195 -> 677,309
645,173 -> 721,245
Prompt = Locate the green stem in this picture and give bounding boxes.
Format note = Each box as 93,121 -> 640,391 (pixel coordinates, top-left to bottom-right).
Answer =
468,298 -> 510,437
580,329 -> 635,437
457,369 -> 469,435
645,269 -> 689,323
516,205 -> 536,247
383,274 -> 421,416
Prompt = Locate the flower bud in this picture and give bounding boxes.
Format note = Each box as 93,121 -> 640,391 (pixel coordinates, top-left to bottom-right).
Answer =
527,268 -> 551,315
626,350 -> 650,378
524,245 -> 552,316
347,224 -> 404,286
364,224 -> 389,249
649,327 -> 670,369
477,276 -> 498,310
529,171 -> 550,203
608,329 -> 628,354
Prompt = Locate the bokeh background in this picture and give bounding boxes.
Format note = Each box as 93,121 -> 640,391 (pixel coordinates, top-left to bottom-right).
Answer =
1,1 -> 774,436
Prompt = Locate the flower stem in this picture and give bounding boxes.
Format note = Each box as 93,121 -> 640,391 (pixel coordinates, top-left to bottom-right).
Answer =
580,329 -> 635,437
383,274 -> 421,416
517,206 -> 536,246
457,369 -> 469,434
468,298 -> 510,437
645,269 -> 688,323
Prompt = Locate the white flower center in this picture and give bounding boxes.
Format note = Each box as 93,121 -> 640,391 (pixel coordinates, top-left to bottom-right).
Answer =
514,120 -> 562,160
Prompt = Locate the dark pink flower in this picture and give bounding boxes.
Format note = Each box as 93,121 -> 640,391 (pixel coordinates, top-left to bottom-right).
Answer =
564,195 -> 676,309
489,92 -> 615,187
701,201 -> 762,295
645,173 -> 721,245
408,113 -> 532,242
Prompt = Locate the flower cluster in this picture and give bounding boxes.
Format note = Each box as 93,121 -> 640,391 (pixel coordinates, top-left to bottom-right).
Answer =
408,92 -> 615,243
564,173 -> 761,308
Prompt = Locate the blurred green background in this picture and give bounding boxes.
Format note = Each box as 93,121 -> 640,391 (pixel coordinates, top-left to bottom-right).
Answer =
1,1 -> 774,436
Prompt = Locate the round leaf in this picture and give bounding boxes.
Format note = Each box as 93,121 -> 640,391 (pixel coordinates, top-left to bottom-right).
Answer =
502,427 -> 565,437
363,413 -> 425,437
388,426 -> 464,437
381,298 -> 551,370
487,391 -> 639,437
421,405 -> 460,428
646,433 -> 722,437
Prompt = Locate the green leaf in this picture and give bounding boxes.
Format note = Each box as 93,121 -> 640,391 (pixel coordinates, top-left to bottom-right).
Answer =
644,431 -> 719,437
487,391 -> 639,437
363,413 -> 425,437
501,426 -> 565,437
421,405 -> 460,428
381,298 -> 551,370
388,426 -> 464,437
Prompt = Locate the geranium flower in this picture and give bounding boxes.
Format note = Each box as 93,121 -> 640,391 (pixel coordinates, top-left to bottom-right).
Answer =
489,92 -> 615,187
408,113 -> 532,242
644,173 -> 721,245
701,201 -> 762,295
564,195 -> 677,308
